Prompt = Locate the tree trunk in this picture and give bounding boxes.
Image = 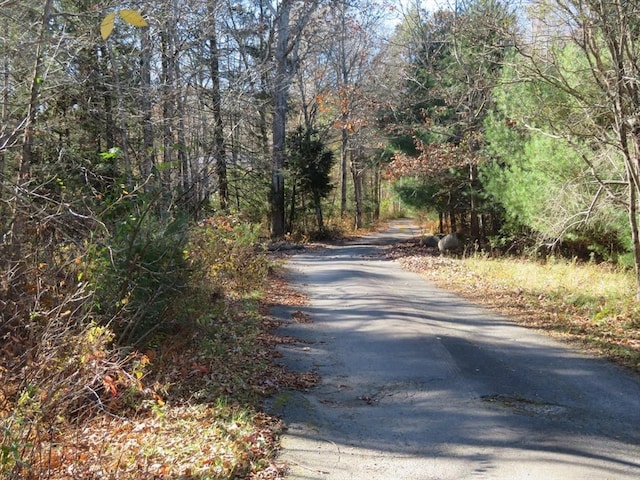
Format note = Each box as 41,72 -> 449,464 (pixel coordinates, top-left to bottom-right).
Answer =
624,118 -> 640,299
469,162 -> 480,240
141,26 -> 155,190
289,182 -> 296,232
99,45 -> 115,150
270,0 -> 293,238
208,3 -> 228,211
10,0 -> 52,263
314,191 -> 324,231
161,21 -> 176,208
337,2 -> 349,218
0,15 -> 9,199
175,62 -> 189,213
351,146 -> 363,229
340,125 -> 348,217
372,164 -> 381,221
20,0 -> 52,181
269,0 -> 319,236
104,40 -> 132,185
627,163 -> 640,300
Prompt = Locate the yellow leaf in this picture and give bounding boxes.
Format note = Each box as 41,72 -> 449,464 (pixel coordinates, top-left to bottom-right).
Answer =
100,12 -> 116,40
119,9 -> 148,27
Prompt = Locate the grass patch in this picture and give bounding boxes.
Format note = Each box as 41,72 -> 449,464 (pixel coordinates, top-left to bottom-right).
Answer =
394,250 -> 640,373
465,256 -> 634,302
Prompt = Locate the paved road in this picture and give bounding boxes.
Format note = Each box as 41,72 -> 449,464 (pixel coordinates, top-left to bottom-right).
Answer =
268,220 -> 640,480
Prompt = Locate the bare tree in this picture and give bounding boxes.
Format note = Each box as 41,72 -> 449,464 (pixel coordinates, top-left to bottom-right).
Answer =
140,24 -> 156,190
208,0 -> 229,211
0,13 -> 10,202
19,0 -> 52,181
325,0 -> 386,228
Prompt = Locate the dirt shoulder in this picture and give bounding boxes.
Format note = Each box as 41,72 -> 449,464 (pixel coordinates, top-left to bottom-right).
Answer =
385,239 -> 640,375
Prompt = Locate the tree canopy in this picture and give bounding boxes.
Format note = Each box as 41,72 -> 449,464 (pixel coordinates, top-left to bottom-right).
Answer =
4,0 -> 640,323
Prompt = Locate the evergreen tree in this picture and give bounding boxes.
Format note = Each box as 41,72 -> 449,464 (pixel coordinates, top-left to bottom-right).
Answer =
286,125 -> 335,233
385,0 -> 517,237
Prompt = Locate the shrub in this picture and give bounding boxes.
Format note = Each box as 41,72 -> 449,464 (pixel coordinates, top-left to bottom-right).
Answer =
89,202 -> 191,346
187,215 -> 268,298
0,209 -> 151,479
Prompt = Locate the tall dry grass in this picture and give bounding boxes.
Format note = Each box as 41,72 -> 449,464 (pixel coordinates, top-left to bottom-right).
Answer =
402,251 -> 640,372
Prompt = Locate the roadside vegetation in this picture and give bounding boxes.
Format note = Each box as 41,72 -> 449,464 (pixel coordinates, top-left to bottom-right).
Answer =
0,214 -> 316,480
389,238 -> 640,374
4,0 -> 640,478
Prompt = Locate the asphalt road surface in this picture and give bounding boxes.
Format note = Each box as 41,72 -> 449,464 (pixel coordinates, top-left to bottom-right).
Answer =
267,220 -> 640,480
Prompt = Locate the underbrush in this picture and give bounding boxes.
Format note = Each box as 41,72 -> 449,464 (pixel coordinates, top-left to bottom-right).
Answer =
0,206 -> 296,479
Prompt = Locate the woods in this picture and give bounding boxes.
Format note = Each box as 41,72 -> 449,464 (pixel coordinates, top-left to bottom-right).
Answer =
385,0 -> 640,298
2,0 -> 640,477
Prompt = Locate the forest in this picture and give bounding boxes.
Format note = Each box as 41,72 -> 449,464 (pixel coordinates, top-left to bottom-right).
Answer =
2,0 -> 640,478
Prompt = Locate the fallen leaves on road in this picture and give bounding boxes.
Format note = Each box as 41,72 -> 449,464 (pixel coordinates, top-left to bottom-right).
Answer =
291,310 -> 312,323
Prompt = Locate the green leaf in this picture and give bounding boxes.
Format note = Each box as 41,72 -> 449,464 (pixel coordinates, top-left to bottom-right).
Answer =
155,162 -> 174,172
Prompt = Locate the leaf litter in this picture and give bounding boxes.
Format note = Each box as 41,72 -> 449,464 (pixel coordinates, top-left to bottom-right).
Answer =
4,263 -> 318,480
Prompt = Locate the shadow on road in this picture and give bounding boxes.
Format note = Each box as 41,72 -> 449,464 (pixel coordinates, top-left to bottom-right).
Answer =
268,221 -> 640,479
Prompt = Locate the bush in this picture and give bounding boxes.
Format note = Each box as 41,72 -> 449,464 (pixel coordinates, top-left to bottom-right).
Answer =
0,203 -> 152,479
187,215 -> 268,298
0,315 -> 151,479
0,183 -> 270,478
89,198 -> 191,346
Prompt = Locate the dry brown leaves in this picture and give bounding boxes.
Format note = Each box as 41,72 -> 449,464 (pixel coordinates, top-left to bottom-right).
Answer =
23,405 -> 287,480
2,261 -> 324,480
260,263 -> 320,392
290,310 -> 312,324
259,266 -> 308,314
